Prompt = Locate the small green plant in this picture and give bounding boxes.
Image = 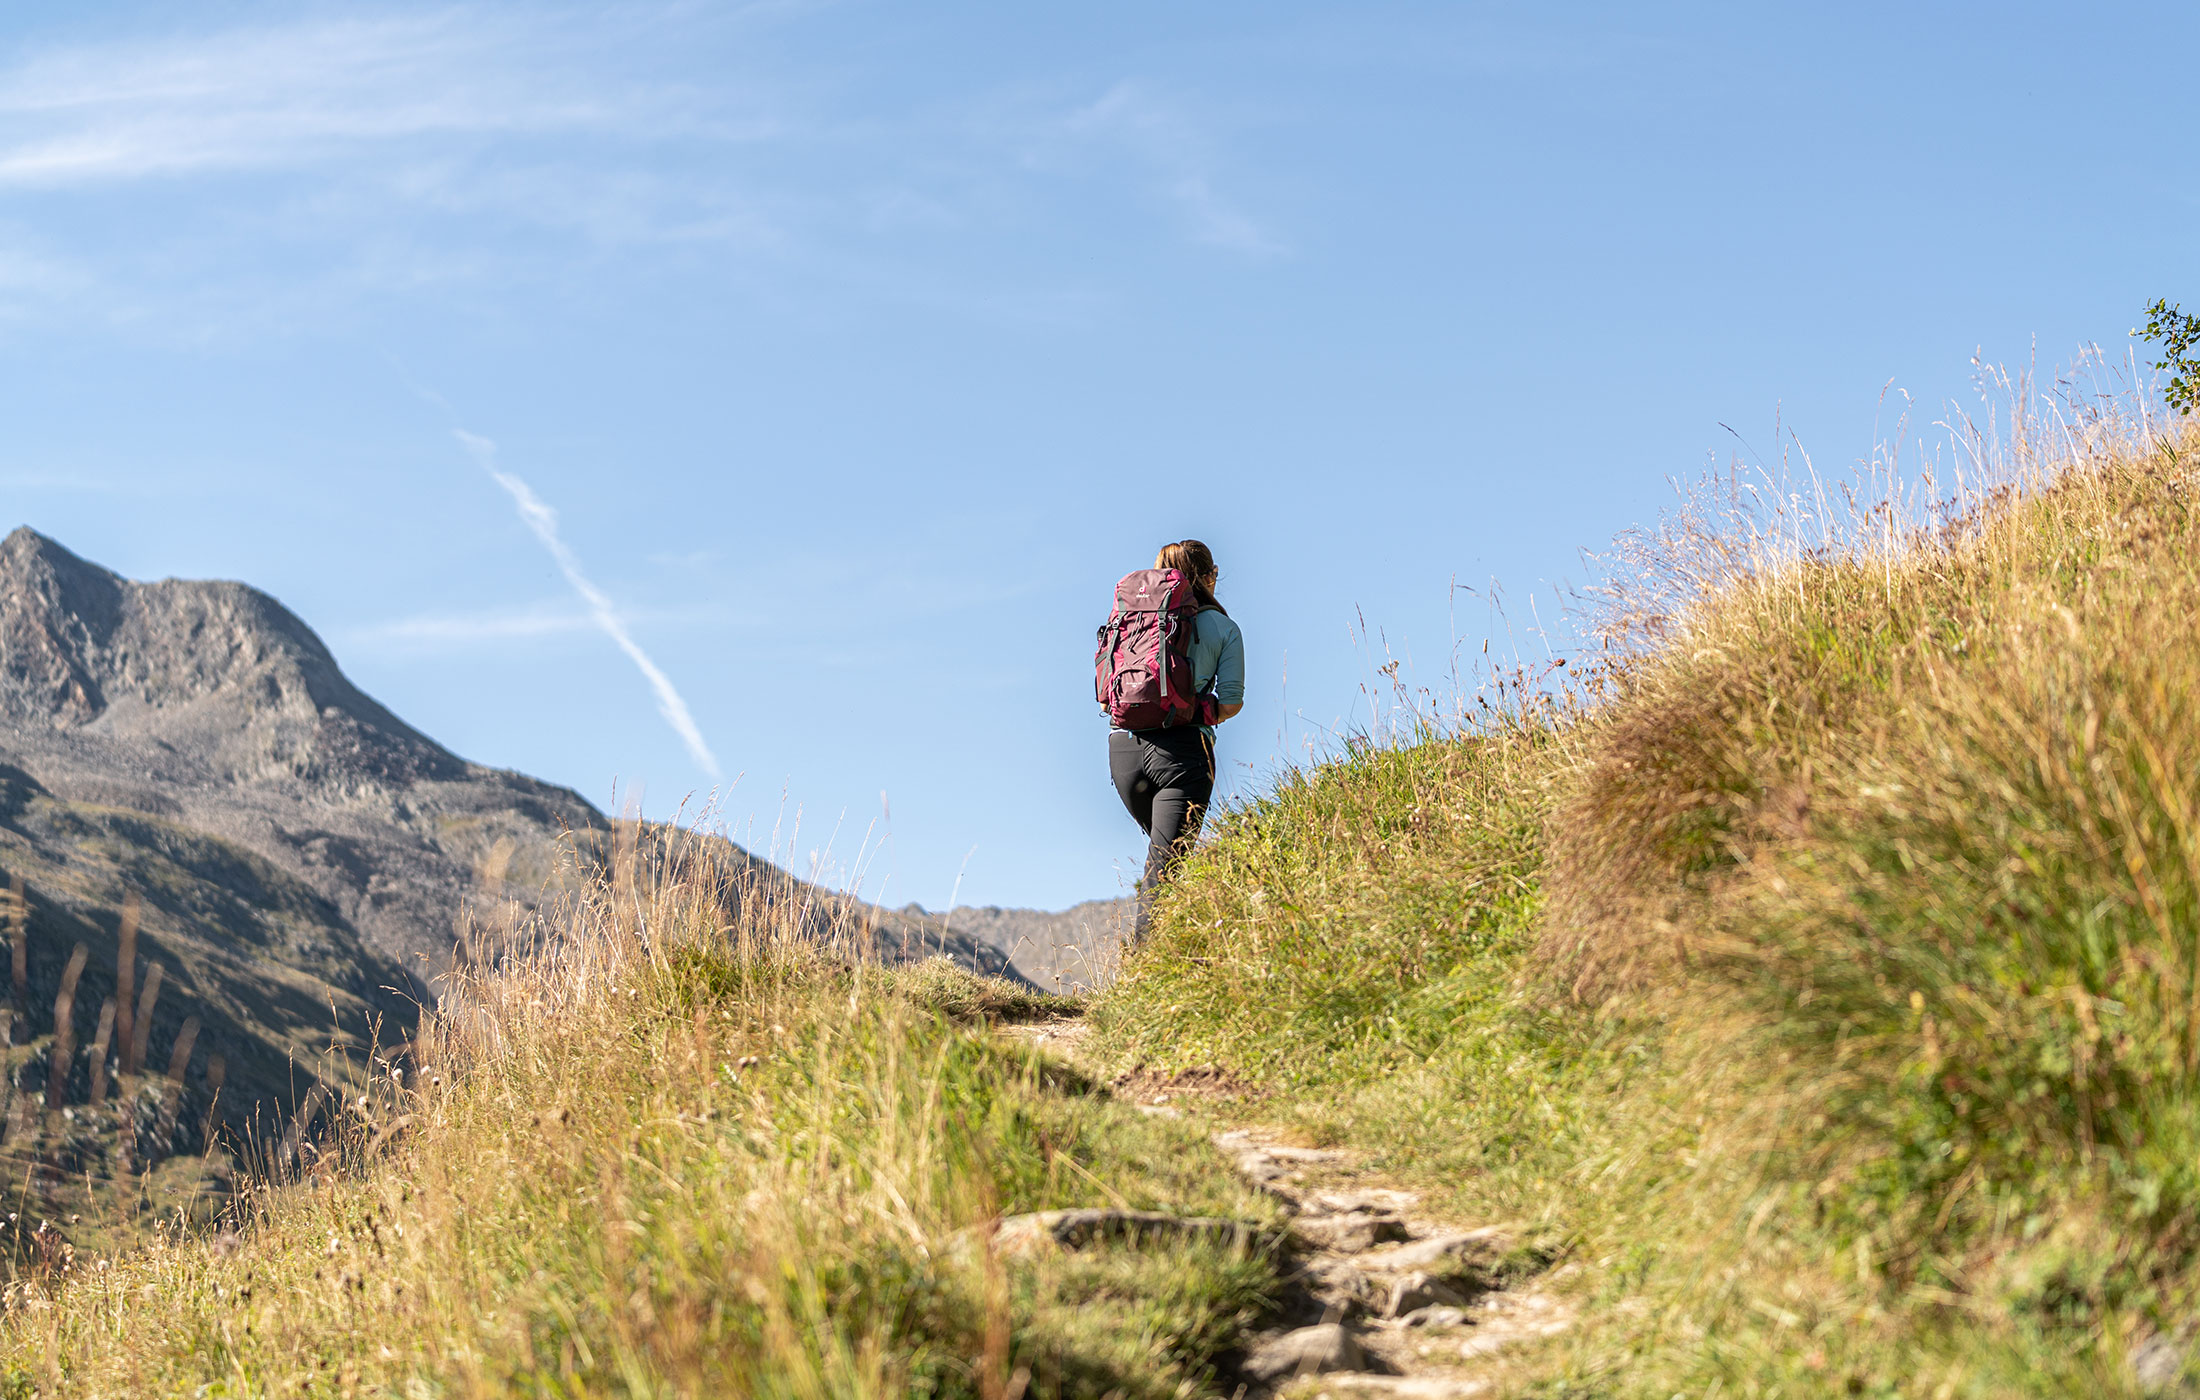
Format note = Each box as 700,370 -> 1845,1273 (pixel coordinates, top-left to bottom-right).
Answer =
2136,298 -> 2200,414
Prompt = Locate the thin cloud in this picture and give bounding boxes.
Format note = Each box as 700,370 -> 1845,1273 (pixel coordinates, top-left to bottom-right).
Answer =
346,605 -> 597,647
0,9 -> 794,334
0,9 -> 1279,339
1168,173 -> 1282,256
1071,81 -> 1285,257
456,429 -> 722,778
0,13 -> 721,188
0,469 -> 122,493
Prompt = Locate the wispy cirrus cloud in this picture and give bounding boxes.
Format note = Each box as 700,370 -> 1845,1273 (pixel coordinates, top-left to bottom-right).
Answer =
344,603 -> 597,648
0,4 -> 793,305
0,11 -> 749,188
0,7 -> 808,335
0,7 -> 1287,338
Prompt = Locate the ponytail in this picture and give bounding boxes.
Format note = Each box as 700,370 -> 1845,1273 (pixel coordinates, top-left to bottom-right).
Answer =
1155,539 -> 1225,615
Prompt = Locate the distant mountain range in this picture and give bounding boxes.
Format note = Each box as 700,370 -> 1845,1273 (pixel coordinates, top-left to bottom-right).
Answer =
890,899 -> 1127,994
0,527 -> 1122,1157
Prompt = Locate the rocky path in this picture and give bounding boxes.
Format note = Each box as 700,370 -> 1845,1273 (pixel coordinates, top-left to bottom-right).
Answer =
1007,1021 -> 1574,1397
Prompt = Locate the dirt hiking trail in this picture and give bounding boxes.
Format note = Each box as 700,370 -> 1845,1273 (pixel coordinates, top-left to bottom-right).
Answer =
1004,1018 -> 1577,1398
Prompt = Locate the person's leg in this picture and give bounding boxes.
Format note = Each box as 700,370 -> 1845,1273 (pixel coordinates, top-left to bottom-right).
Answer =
1130,730 -> 1216,942
1109,730 -> 1156,834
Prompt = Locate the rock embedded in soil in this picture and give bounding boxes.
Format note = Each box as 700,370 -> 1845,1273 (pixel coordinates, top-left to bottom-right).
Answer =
988,1208 -> 1260,1258
2131,1333 -> 2191,1395
1396,1304 -> 1473,1329
1214,1128 -> 1349,1184
1306,1187 -> 1421,1216
1240,1323 -> 1368,1381
1383,1271 -> 1472,1318
1292,1211 -> 1409,1253
1355,1227 -> 1511,1276
1453,1291 -> 1572,1359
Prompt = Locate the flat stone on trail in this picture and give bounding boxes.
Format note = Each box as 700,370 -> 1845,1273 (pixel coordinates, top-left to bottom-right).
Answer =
2132,1333 -> 2188,1394
1198,1121 -> 1562,1390
1355,1227 -> 1510,1275
1292,1212 -> 1410,1253
1240,1323 -> 1368,1381
1453,1291 -> 1573,1359
1306,1187 -> 1422,1216
1384,1271 -> 1471,1318
1214,1129 -> 1350,1183
989,1209 -> 1257,1258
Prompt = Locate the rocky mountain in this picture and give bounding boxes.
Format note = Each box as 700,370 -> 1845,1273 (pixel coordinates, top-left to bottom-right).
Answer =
0,526 -> 624,1137
0,529 -> 1115,1173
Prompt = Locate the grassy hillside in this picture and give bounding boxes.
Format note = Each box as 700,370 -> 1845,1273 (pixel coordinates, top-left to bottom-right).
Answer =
1094,400 -> 2200,1394
6,386 -> 2197,1397
0,834 -> 1286,1398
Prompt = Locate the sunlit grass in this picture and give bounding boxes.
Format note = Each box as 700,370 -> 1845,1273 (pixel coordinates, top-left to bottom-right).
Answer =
1096,380 -> 2200,1394
0,836 -> 1280,1398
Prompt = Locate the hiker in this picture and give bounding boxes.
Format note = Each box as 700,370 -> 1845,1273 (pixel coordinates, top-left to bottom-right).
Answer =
1096,539 -> 1245,942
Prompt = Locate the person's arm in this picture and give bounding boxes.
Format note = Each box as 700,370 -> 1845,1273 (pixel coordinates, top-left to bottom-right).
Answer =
1212,616 -> 1246,722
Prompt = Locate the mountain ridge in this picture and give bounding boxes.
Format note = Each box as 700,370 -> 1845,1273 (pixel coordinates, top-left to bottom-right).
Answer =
0,526 -> 1117,1157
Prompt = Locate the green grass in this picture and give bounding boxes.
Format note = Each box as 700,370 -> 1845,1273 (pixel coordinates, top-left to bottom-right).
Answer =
1094,730 -> 1554,1087
1093,424 -> 2200,1395
1089,727 -> 1624,1238
880,956 -> 1084,1026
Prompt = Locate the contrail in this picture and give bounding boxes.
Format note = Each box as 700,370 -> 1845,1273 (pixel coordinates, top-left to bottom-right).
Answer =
455,429 -> 722,778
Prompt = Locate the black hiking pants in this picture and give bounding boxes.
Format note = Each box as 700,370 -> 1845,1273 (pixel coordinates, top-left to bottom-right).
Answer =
1108,725 -> 1216,943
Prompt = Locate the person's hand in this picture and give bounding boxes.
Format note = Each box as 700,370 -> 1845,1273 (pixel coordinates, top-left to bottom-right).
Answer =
1196,694 -> 1242,725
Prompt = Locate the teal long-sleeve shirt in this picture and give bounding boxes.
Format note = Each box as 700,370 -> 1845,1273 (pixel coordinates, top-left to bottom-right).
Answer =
1191,608 -> 1245,709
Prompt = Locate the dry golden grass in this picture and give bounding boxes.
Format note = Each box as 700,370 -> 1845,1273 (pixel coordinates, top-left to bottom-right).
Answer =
0,828 -> 1282,1398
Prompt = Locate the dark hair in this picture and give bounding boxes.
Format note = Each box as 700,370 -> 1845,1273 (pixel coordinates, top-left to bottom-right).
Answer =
1155,539 -> 1225,615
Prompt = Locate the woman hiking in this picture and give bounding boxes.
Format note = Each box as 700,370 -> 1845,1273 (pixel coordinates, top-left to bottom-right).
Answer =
1097,539 -> 1245,943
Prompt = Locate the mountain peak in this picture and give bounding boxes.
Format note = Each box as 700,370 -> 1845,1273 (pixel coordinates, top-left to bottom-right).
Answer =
0,526 -> 609,972
0,527 -> 460,785
4,524 -> 96,565
1,526 -> 127,724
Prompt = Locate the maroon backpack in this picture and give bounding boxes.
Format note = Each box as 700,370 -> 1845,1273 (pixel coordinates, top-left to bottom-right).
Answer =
1096,568 -> 1204,730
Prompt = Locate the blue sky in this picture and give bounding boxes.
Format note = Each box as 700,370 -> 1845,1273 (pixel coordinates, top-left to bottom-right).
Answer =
3,2 -> 2192,910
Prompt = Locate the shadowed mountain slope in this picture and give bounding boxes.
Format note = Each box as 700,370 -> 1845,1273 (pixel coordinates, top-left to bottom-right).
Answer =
0,527 -> 625,1183
0,529 -> 1096,1156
